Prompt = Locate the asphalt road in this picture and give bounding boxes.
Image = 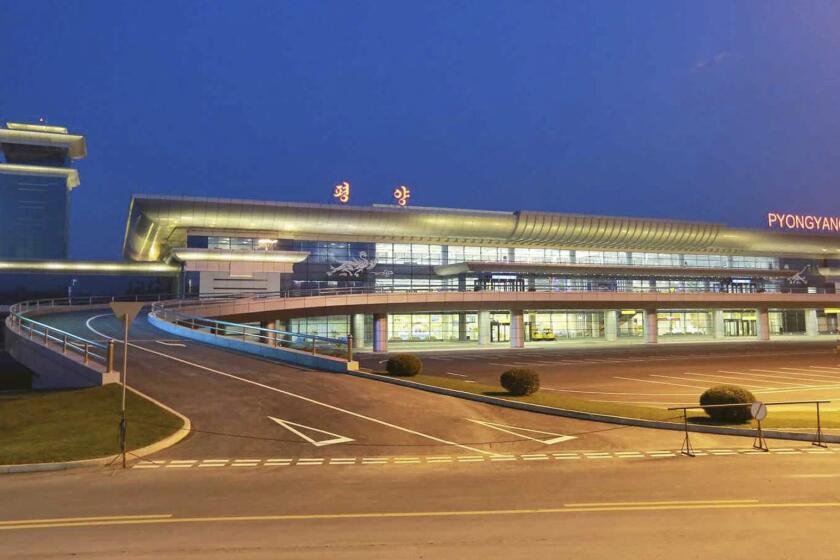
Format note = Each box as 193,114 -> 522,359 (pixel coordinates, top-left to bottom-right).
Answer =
31,310 -> 742,460
10,311 -> 840,558
2,450 -> 840,559
359,341 -> 840,410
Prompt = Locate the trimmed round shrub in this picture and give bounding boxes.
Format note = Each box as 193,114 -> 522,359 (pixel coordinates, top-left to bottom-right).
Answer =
700,385 -> 755,423
500,368 -> 540,396
385,354 -> 423,377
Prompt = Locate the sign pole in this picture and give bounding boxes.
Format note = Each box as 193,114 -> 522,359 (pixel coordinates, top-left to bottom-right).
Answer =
121,313 -> 129,469
109,301 -> 144,469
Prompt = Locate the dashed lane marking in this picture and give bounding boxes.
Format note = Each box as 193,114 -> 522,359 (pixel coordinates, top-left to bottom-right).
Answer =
132,447 -> 840,469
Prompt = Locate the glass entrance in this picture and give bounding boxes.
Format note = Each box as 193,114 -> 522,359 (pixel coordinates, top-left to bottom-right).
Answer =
491,321 -> 510,342
723,311 -> 757,337
724,318 -> 756,337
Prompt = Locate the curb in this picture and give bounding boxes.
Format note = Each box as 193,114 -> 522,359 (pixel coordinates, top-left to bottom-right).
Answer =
0,386 -> 192,475
348,369 -> 839,445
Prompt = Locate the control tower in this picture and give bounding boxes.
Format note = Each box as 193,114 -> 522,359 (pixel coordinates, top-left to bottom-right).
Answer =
0,122 -> 87,259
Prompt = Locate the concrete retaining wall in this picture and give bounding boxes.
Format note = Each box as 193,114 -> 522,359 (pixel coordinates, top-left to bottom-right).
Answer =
4,319 -> 118,389
147,312 -> 358,373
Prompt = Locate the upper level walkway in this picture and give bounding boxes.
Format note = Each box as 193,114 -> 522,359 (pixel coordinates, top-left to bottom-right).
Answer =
175,286 -> 840,323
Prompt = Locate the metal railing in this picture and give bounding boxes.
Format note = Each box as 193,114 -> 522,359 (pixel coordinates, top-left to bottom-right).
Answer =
6,294 -> 186,373
181,283 -> 836,306
668,400 -> 830,456
150,300 -> 354,361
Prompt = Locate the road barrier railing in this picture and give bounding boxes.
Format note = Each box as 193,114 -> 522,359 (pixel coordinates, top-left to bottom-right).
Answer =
668,400 -> 830,457
6,294 -> 188,374
150,300 -> 354,362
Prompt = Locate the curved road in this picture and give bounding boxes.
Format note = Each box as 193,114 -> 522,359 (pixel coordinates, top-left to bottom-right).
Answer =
32,309 -> 740,460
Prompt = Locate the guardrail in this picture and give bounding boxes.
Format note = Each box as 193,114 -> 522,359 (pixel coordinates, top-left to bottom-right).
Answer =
214,283 -> 836,303
668,400 -> 830,456
150,300 -> 354,361
6,294 -> 184,374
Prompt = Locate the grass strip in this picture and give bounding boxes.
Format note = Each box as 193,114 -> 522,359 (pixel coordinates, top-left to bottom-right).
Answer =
0,384 -> 182,465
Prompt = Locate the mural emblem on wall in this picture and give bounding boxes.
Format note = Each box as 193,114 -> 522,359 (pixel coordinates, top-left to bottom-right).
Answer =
327,251 -> 378,277
787,264 -> 811,285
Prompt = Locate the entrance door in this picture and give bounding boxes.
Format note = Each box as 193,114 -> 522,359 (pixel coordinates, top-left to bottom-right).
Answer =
491,322 -> 510,342
724,318 -> 756,337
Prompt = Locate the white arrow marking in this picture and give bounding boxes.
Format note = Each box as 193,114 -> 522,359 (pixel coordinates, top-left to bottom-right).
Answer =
268,416 -> 355,447
466,419 -> 577,445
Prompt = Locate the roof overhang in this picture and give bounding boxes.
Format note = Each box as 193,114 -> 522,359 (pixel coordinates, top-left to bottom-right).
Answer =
169,248 -> 310,264
0,163 -> 80,189
434,261 -> 798,279
123,194 -> 840,262
0,126 -> 86,159
0,260 -> 179,275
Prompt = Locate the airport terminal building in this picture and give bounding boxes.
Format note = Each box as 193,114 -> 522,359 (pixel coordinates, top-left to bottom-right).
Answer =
123,195 -> 840,348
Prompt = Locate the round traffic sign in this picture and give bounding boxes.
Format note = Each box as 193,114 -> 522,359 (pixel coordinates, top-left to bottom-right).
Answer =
751,401 -> 768,421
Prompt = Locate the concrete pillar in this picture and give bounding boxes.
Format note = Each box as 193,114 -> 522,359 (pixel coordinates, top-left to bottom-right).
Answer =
458,312 -> 468,342
510,310 -> 525,348
806,309 -> 819,337
757,307 -> 770,341
604,310 -> 618,342
478,310 -> 491,345
351,314 -> 366,346
644,309 -> 658,344
261,321 -> 276,345
373,313 -> 388,353
713,309 -> 725,339
591,313 -> 601,338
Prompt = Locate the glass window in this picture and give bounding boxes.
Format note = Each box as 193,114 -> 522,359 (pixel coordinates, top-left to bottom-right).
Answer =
657,311 -> 712,336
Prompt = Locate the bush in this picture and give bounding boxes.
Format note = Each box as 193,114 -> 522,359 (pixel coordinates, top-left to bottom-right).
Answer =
700,385 -> 755,423
385,354 -> 423,377
500,368 -> 540,396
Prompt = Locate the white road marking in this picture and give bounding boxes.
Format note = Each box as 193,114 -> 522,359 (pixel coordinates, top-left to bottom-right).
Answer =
131,446 -> 840,469
649,373 -> 769,389
445,372 -> 468,377
156,340 -> 186,347
267,416 -> 355,447
748,369 -> 840,383
465,418 -> 576,445
787,474 -> 840,478
721,370 -> 836,385
85,315 -> 501,457
612,376 -> 708,390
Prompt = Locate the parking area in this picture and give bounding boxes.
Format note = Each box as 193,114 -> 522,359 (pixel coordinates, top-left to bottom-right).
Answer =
358,341 -> 840,411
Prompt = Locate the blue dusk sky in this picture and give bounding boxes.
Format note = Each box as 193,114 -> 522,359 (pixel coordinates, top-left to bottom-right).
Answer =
2,1 -> 839,259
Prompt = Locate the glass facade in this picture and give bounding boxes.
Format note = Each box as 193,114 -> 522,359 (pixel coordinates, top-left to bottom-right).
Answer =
0,174 -> 69,259
178,233 -> 837,345
657,311 -> 712,336
528,312 -> 604,340
388,313 -> 470,342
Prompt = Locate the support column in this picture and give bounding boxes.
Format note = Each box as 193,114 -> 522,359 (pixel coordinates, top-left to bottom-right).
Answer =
713,309 -> 725,339
604,310 -> 618,342
351,314 -> 366,347
478,310 -> 491,346
805,309 -> 819,338
644,309 -> 658,344
373,313 -> 388,353
757,307 -> 770,341
261,321 -> 276,345
510,310 -> 525,348
458,312 -> 468,342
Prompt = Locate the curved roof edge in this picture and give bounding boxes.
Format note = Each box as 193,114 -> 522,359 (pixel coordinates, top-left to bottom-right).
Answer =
123,195 -> 840,261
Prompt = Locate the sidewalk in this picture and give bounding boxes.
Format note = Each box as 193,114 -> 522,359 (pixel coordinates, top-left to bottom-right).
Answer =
357,334 -> 838,353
